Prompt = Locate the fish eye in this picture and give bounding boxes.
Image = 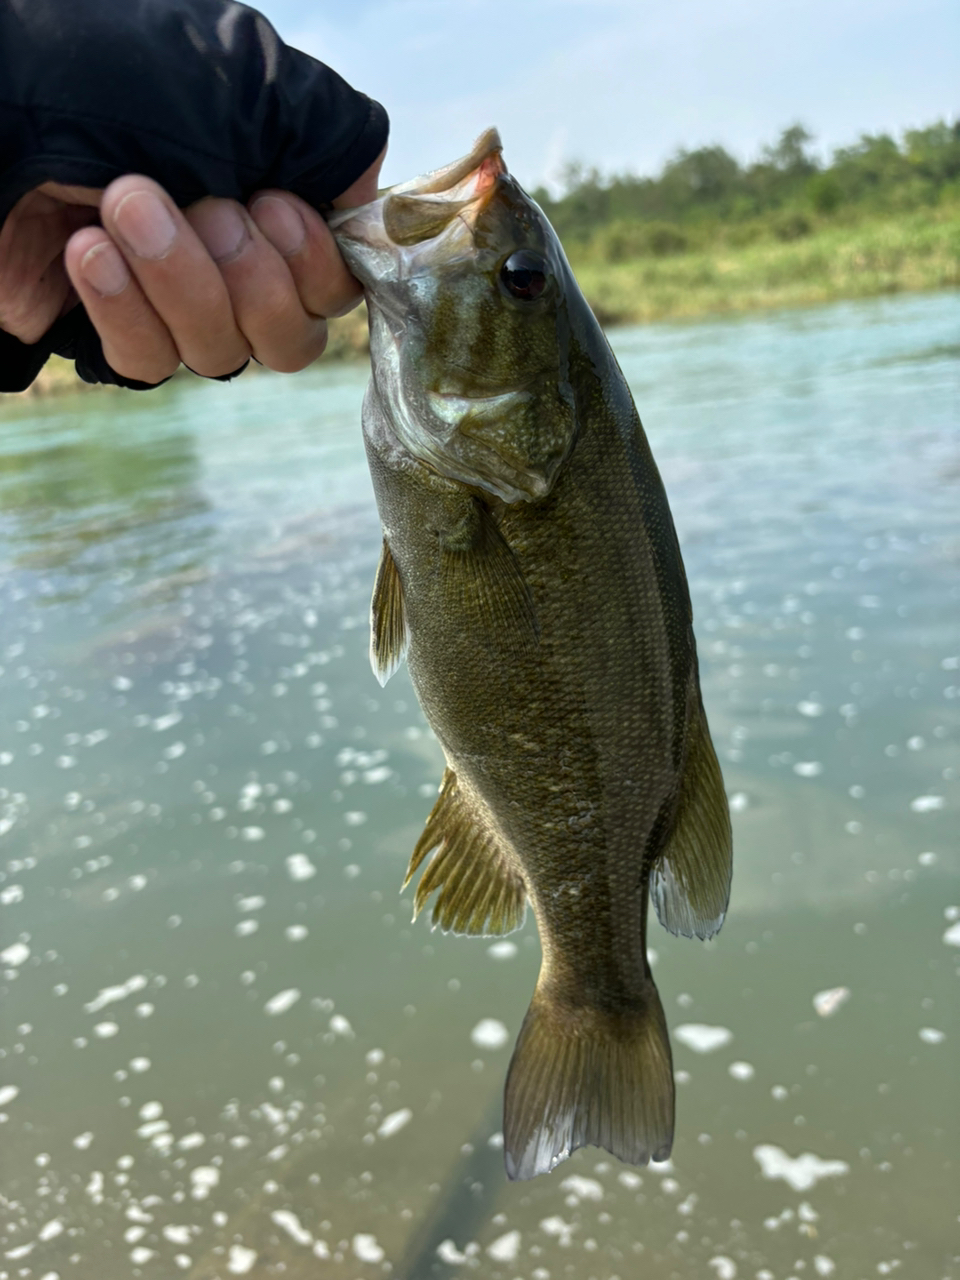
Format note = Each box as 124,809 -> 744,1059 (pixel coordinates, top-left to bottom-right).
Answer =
499,250 -> 548,302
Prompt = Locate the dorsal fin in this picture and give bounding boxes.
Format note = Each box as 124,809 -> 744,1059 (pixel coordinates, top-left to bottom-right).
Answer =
404,769 -> 527,936
370,538 -> 407,686
651,698 -> 733,940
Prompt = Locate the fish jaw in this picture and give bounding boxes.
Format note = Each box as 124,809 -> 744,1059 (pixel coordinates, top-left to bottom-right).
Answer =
330,131 -> 579,505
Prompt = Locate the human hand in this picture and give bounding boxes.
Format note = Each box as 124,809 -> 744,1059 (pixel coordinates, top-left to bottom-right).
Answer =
0,151 -> 384,385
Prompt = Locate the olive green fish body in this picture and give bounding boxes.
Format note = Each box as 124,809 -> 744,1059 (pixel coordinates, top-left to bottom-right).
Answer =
332,131 -> 732,1180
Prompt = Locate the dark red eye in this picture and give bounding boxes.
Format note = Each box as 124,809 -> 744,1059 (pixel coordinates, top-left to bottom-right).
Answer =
500,250 -> 548,301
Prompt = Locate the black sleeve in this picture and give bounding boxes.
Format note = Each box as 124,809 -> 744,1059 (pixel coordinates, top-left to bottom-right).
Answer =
0,0 -> 389,392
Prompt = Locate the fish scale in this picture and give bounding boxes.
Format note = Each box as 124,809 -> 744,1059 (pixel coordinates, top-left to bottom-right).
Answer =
330,128 -> 732,1180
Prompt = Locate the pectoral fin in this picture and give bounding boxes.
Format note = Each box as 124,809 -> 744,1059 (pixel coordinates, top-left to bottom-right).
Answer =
651,699 -> 733,941
440,499 -> 539,658
370,538 -> 407,686
404,768 -> 527,936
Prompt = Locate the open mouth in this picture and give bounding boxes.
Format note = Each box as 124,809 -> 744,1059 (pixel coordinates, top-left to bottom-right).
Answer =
328,129 -> 507,253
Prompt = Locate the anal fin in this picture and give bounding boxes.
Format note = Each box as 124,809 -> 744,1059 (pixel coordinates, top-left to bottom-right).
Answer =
370,538 -> 407,686
404,768 -> 526,936
652,697 -> 733,941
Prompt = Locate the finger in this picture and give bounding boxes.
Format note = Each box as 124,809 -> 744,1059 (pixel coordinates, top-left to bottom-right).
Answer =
100,175 -> 250,378
187,197 -> 328,373
248,191 -> 362,319
0,190 -> 98,342
64,225 -> 180,384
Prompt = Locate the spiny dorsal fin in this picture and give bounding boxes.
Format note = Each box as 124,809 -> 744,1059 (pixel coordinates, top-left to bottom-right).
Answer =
503,978 -> 674,1180
651,698 -> 733,941
440,500 -> 539,658
404,768 -> 527,936
370,538 -> 407,686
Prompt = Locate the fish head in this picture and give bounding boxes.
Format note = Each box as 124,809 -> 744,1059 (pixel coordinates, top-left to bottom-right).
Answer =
330,129 -> 580,504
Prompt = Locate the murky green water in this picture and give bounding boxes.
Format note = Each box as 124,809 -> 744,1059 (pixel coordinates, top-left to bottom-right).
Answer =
1,292 -> 958,1280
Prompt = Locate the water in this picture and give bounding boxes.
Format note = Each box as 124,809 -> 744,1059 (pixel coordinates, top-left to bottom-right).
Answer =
0,291 -> 957,1280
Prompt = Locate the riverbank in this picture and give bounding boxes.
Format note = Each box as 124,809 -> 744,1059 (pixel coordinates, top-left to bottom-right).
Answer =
571,203 -> 960,325
10,204 -> 959,397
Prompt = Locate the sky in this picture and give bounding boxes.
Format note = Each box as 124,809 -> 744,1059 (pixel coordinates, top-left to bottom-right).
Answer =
256,0 -> 959,192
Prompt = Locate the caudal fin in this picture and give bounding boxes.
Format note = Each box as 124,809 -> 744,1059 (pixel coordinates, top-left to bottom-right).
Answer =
502,981 -> 674,1181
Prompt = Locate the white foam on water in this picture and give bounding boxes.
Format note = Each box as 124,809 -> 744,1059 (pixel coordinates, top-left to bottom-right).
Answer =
271,1210 -> 312,1246
942,921 -> 960,946
329,1014 -> 353,1037
129,1057 -> 151,1072
487,1229 -> 522,1261
1,942 -> 29,967
178,1133 -> 205,1150
753,1144 -> 849,1191
814,1256 -> 836,1275
93,1022 -> 118,1038
344,811 -> 367,826
728,792 -> 749,812
190,1166 -> 219,1200
560,1175 -> 603,1201
377,1108 -> 413,1138
139,1101 -> 162,1120
728,1061 -> 755,1080
675,1023 -> 733,1053
797,701 -> 824,717
264,988 -> 300,1016
73,1131 -> 93,1149
352,1234 -> 384,1263
919,1027 -> 945,1044
793,762 -> 823,778
152,711 -> 181,732
130,1248 -> 156,1264
471,1018 -> 509,1049
487,941 -> 518,959
0,1085 -> 20,1106
709,1257 -> 737,1279
84,973 -> 149,1014
241,826 -> 265,841
813,986 -> 851,1017
0,885 -> 23,904
235,920 -> 258,936
38,1220 -> 63,1241
540,1217 -> 576,1247
285,925 -> 308,941
618,1170 -> 643,1189
237,896 -> 265,912
227,1244 -> 257,1273
436,1240 -> 470,1264
910,795 -> 944,812
163,1226 -> 193,1245
285,854 -> 316,881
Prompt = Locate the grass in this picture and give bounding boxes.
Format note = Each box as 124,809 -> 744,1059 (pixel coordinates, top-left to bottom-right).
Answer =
570,203 -> 960,325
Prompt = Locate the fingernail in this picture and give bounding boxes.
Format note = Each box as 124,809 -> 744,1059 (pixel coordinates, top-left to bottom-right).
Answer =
191,201 -> 248,263
79,241 -> 130,297
250,196 -> 306,257
113,190 -> 177,259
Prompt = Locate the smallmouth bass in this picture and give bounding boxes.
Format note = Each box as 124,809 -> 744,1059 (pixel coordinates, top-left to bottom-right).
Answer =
330,131 -> 733,1181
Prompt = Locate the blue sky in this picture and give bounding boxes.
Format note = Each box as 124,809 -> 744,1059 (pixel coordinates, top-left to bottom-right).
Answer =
257,0 -> 959,191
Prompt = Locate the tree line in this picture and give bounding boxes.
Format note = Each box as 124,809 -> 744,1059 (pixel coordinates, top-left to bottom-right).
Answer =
531,120 -> 960,257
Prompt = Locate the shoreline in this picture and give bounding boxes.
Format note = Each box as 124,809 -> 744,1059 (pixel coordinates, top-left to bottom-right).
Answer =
8,206 -> 958,399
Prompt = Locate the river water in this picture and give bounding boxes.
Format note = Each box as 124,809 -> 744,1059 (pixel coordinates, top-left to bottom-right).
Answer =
0,291 -> 957,1280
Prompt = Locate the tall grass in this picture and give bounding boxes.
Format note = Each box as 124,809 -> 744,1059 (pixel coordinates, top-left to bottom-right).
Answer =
570,204 -> 960,325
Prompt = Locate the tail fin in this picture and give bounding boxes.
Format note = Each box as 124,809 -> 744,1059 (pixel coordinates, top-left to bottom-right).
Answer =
502,980 -> 674,1181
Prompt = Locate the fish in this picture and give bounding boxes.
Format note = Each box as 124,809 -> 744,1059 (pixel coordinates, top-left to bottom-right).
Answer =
329,129 -> 733,1181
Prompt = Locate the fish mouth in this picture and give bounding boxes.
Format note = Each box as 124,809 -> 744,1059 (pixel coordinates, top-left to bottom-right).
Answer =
328,129 -> 506,263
